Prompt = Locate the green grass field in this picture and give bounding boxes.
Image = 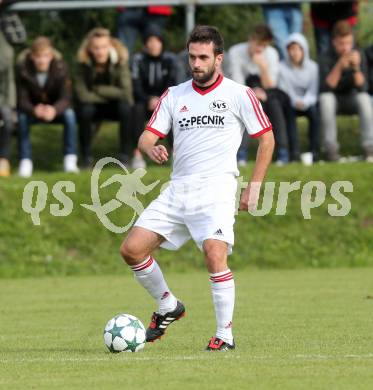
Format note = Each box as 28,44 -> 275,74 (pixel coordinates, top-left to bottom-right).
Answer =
1,268 -> 373,389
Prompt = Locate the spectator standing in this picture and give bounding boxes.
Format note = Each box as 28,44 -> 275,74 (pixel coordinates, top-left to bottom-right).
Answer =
16,37 -> 78,177
319,21 -> 373,162
228,25 -> 299,165
131,27 -> 179,167
75,28 -> 134,168
279,33 -> 319,161
0,0 -> 26,177
311,1 -> 358,58
176,49 -> 192,84
117,6 -> 172,55
262,2 -> 303,59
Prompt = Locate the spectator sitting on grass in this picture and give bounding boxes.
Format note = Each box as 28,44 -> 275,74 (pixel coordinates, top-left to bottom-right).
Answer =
16,36 -> 78,177
319,21 -> 373,162
279,33 -> 319,162
75,28 -> 134,169
131,26 -> 179,168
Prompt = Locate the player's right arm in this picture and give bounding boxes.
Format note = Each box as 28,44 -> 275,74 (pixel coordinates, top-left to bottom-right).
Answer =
138,131 -> 169,164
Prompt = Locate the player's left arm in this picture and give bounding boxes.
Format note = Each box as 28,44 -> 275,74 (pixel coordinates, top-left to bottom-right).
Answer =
239,130 -> 274,212
138,131 -> 169,165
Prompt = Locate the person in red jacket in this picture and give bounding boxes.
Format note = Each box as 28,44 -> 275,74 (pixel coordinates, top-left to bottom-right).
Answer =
117,6 -> 172,55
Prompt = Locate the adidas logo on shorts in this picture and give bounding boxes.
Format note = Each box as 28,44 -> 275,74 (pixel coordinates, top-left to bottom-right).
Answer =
213,228 -> 224,236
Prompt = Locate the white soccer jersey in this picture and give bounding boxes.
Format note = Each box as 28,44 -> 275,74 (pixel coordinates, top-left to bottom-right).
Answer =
145,74 -> 272,179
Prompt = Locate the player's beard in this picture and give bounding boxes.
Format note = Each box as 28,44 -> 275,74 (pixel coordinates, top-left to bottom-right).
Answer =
192,65 -> 216,85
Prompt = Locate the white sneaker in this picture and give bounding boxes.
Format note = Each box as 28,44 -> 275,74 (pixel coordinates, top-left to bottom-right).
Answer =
63,154 -> 79,173
275,160 -> 287,167
131,155 -> 147,169
19,159 -> 33,178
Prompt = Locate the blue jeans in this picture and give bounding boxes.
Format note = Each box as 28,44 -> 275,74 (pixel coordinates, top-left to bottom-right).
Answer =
289,104 -> 320,161
18,108 -> 77,160
262,5 -> 303,59
237,136 -> 249,162
314,26 -> 331,58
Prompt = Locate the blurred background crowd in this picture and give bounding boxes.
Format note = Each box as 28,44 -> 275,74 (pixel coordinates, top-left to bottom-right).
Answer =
1,0 -> 373,178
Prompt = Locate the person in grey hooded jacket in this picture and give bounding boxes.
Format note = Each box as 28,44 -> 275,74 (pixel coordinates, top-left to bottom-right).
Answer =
279,32 -> 319,161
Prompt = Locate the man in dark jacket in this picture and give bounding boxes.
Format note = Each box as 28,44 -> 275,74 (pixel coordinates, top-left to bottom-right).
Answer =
75,27 -> 134,168
131,27 -> 178,167
17,36 -> 78,177
319,21 -> 373,162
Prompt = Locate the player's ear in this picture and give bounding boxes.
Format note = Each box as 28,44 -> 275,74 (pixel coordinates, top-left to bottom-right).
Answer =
215,53 -> 224,67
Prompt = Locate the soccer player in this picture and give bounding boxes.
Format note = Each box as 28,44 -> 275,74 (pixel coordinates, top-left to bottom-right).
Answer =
120,26 -> 275,351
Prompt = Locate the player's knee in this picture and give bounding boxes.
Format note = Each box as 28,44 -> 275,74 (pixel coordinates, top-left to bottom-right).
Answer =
120,239 -> 149,265
204,243 -> 226,268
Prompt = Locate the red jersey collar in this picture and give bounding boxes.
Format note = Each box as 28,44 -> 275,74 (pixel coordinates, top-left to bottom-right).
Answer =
192,73 -> 223,95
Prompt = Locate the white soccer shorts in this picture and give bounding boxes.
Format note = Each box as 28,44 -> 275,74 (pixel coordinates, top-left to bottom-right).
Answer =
134,174 -> 238,254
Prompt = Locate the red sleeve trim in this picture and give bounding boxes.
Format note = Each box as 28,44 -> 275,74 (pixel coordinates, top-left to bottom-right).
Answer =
246,88 -> 271,129
147,89 -> 169,128
250,126 -> 273,139
145,127 -> 167,139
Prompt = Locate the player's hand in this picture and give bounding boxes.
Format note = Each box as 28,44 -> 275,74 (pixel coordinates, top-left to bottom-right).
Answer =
239,182 -> 261,212
148,145 -> 168,164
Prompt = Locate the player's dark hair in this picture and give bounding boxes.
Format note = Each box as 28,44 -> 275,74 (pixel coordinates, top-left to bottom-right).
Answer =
186,25 -> 224,55
250,24 -> 273,43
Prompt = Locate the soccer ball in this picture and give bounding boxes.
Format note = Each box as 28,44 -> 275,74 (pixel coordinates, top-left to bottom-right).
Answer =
103,314 -> 146,353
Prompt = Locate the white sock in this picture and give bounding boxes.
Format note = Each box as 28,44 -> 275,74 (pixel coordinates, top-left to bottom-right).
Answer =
131,256 -> 177,315
210,269 -> 235,345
